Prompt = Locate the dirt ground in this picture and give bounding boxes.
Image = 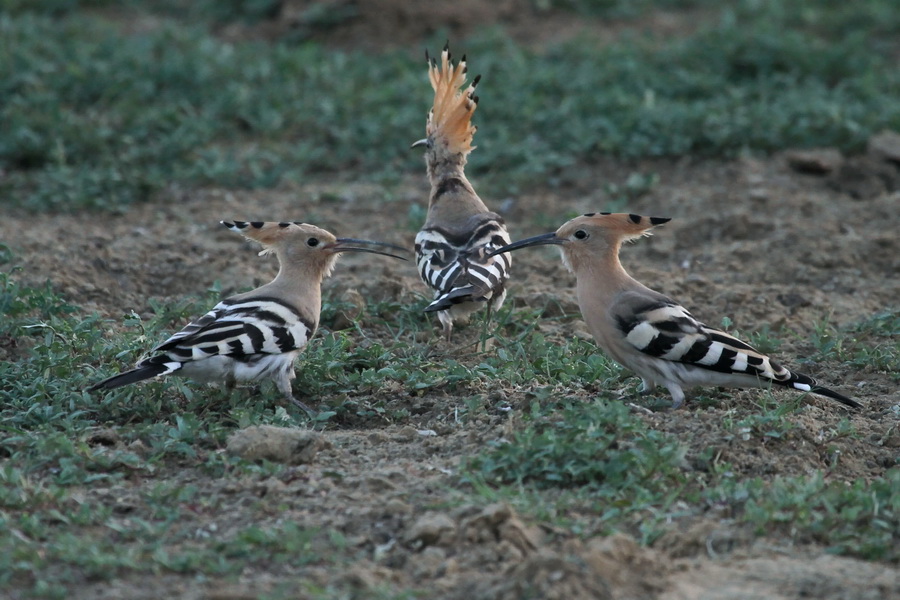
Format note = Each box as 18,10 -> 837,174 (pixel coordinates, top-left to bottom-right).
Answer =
3,3 -> 900,598
5,153 -> 900,599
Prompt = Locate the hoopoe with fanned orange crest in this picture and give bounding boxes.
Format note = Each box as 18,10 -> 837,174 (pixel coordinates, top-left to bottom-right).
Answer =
88,221 -> 407,412
491,213 -> 860,409
411,43 -> 512,342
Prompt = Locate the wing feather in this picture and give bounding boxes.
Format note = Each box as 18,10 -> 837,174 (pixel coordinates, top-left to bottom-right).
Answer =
139,297 -> 314,368
614,298 -> 777,380
415,214 -> 511,311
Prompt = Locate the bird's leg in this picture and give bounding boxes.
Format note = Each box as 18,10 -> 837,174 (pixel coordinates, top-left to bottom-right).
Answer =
439,311 -> 454,343
620,378 -> 655,401
224,375 -> 237,404
626,402 -> 655,416
624,378 -> 671,413
275,374 -> 316,417
664,382 -> 686,409
289,395 -> 316,418
478,300 -> 495,352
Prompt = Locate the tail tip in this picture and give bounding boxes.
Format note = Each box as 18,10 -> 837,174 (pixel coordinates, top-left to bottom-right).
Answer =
809,385 -> 862,409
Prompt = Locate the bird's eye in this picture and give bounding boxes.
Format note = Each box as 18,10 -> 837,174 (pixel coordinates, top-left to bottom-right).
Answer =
307,237 -> 319,247
574,230 -> 588,240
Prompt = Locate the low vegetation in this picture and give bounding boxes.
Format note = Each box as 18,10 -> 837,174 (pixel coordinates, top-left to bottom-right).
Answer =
2,0 -> 900,210
1,1 -> 899,597
2,256 -> 898,595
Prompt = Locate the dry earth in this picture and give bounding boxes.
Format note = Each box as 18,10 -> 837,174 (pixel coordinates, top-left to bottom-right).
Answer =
3,153 -> 899,599
2,2 -> 900,598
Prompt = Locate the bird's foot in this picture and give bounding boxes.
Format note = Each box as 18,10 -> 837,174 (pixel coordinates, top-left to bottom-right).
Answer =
478,336 -> 495,352
288,396 -> 317,418
626,402 -> 655,416
620,389 -> 674,412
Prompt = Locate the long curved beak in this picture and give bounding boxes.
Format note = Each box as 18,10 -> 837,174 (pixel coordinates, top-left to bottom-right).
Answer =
488,232 -> 563,257
331,238 -> 409,260
410,138 -> 430,149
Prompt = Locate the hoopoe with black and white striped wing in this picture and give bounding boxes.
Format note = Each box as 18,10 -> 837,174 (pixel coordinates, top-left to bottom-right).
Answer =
88,221 -> 407,412
491,213 -> 860,409
411,44 -> 512,341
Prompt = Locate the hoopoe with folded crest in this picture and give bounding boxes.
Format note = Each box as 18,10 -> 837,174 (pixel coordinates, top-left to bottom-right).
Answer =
88,221 -> 407,412
411,43 -> 512,341
492,213 -> 860,409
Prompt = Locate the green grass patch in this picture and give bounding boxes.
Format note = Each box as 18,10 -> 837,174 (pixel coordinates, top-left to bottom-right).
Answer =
0,268 -> 619,594
0,511 -> 336,599
1,248 -> 899,596
3,1 -> 900,210
466,399 -> 686,490
808,310 -> 900,377
464,397 -> 898,559
463,399 -> 688,544
709,468 -> 900,561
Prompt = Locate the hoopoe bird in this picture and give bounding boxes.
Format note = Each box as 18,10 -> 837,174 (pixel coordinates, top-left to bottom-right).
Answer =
411,44 -> 512,341
491,213 -> 860,409
88,221 -> 407,412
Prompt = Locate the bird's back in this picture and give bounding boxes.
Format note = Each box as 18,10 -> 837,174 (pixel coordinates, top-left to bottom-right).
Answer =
416,211 -> 511,311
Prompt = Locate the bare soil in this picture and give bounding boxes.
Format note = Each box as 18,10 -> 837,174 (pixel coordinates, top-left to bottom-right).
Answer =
3,4 -> 899,598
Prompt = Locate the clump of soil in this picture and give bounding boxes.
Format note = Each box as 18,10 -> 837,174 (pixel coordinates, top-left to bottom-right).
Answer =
226,425 -> 327,464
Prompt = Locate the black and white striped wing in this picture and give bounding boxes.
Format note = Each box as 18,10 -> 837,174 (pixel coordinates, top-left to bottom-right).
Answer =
142,296 -> 315,366
415,220 -> 511,312
614,298 -> 782,380
415,229 -> 464,295
612,295 -> 860,407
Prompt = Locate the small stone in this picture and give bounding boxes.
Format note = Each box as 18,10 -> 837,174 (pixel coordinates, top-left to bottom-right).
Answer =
785,148 -> 844,174
86,428 -> 121,447
127,439 -> 148,457
331,288 -> 365,330
748,187 -> 769,200
403,513 -> 456,549
573,329 -> 593,341
365,475 -> 398,492
777,293 -> 811,310
383,498 -> 412,515
393,425 -> 419,443
226,426 -> 325,465
367,431 -> 389,445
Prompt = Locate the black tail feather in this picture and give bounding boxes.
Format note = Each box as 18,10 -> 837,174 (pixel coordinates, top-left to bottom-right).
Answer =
87,363 -> 170,392
424,286 -> 486,313
776,371 -> 861,409
808,385 -> 862,409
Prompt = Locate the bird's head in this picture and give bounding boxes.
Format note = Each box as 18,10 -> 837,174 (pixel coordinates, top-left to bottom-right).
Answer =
489,213 -> 670,274
222,220 -> 407,279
